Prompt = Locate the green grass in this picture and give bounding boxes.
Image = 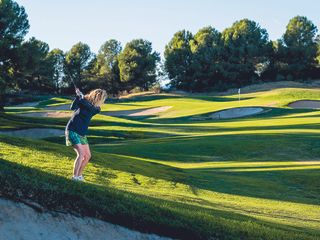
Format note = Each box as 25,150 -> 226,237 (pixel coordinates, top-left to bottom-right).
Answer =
1,83 -> 320,239
36,97 -> 72,108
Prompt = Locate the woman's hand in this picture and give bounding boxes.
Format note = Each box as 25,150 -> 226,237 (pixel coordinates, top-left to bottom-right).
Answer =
75,88 -> 84,99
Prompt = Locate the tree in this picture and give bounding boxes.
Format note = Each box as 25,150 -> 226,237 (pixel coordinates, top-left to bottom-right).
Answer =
316,35 -> 320,65
0,0 -> 29,110
17,37 -> 53,91
282,16 -> 318,79
220,19 -> 272,87
47,48 -> 65,91
313,35 -> 320,79
64,42 -> 93,90
90,39 -> 122,94
118,39 -> 160,91
164,30 -> 194,90
260,39 -> 286,81
189,26 -> 222,91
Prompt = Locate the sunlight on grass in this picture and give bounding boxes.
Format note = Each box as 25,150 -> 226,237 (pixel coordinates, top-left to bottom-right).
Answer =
1,86 -> 320,239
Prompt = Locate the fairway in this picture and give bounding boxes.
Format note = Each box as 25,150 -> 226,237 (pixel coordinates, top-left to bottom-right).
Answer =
0,82 -> 319,239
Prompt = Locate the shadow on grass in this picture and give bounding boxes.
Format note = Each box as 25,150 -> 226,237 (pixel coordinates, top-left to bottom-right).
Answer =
186,168 -> 320,205
103,151 -> 320,206
2,112 -> 320,207
0,113 -> 178,145
143,107 -> 317,124
0,158 -> 192,239
2,159 -> 316,240
188,96 -> 254,102
11,107 -> 319,138
1,112 -> 153,129
92,132 -> 320,205
133,116 -> 320,134
111,94 -> 183,103
101,106 -> 164,117
3,131 -> 319,208
0,112 -> 67,127
112,93 -> 255,103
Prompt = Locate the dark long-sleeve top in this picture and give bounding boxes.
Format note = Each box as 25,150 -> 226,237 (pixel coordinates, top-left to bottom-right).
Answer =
65,96 -> 101,136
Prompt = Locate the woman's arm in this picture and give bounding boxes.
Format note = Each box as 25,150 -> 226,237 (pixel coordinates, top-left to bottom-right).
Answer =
70,96 -> 80,110
75,88 -> 84,99
72,88 -> 100,114
70,88 -> 84,110
78,98 -> 100,114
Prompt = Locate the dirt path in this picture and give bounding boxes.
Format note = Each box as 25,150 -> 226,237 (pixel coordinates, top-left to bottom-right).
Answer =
0,128 -> 64,139
0,198 -> 171,240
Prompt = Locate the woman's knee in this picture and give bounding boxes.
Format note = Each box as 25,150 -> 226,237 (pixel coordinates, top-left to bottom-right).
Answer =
85,152 -> 91,162
83,145 -> 91,162
77,152 -> 85,161
74,150 -> 85,161
74,145 -> 85,156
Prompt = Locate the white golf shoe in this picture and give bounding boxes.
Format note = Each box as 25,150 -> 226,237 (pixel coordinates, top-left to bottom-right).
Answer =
71,175 -> 84,181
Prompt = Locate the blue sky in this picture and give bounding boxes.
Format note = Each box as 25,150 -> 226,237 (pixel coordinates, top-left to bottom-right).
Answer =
16,0 -> 320,56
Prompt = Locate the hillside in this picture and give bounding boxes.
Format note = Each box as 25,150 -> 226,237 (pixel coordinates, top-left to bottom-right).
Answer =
1,81 -> 320,239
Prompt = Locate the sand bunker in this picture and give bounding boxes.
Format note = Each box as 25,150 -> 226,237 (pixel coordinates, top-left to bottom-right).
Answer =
211,107 -> 264,119
11,101 -> 40,108
0,198 -> 170,240
11,102 -> 70,110
105,106 -> 172,117
18,111 -> 72,118
15,105 -> 172,118
44,104 -> 70,110
288,100 -> 320,109
129,106 -> 172,116
0,128 -> 64,139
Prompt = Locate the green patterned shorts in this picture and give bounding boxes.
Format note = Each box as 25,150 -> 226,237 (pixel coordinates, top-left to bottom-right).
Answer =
65,130 -> 88,146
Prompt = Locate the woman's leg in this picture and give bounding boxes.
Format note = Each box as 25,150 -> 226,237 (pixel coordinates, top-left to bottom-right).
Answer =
78,144 -> 91,176
72,144 -> 86,177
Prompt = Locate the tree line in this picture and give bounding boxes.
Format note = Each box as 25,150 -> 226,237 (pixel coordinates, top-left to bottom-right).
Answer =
0,0 -> 160,110
165,17 -> 320,92
0,0 -> 319,110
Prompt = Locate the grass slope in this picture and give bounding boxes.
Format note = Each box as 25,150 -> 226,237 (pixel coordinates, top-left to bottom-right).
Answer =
1,82 -> 320,239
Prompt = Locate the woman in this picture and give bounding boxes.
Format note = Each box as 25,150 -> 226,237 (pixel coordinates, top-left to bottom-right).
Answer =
65,88 -> 107,181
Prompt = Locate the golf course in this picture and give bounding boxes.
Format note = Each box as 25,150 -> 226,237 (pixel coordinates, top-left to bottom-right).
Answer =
0,81 -> 319,239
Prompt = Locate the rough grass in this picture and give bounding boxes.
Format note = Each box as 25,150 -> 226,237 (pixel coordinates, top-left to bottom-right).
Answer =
1,84 -> 320,239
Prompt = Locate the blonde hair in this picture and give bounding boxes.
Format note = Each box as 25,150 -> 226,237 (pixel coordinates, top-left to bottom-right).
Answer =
84,89 -> 107,107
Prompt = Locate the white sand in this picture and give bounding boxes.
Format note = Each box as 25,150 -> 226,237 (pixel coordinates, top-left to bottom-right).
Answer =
211,107 -> 264,119
0,128 -> 64,138
16,105 -> 171,118
288,100 -> 320,109
18,111 -> 72,118
11,101 -> 40,107
15,100 -> 71,118
105,106 -> 172,117
44,104 -> 70,110
0,198 -> 171,240
129,106 -> 172,116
